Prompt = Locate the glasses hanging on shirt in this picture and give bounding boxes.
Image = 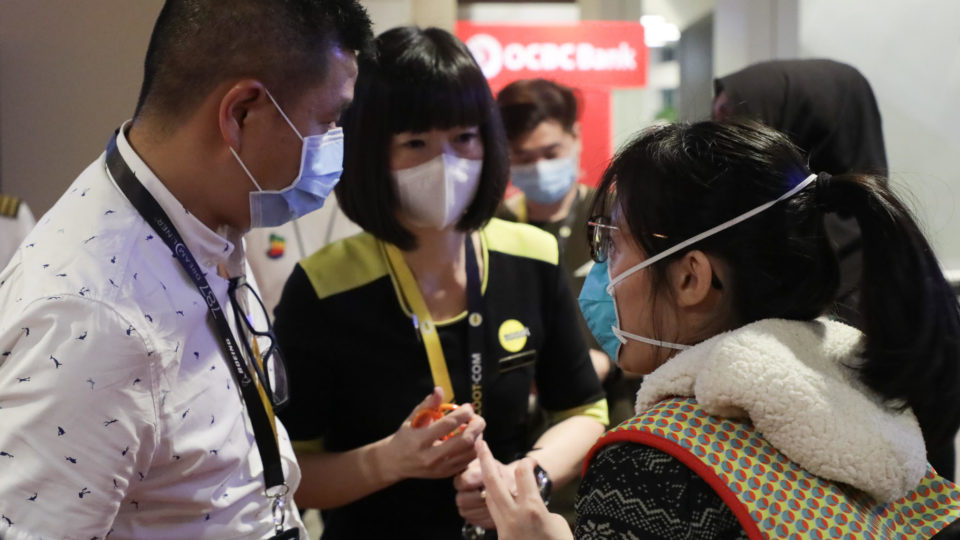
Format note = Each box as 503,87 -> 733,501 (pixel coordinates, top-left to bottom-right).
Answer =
228,277 -> 290,410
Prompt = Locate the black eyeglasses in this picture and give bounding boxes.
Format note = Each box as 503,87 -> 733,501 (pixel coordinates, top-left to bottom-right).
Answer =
587,215 -> 619,263
228,277 -> 290,410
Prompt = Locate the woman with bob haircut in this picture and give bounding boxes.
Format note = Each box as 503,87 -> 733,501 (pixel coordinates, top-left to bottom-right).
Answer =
476,120 -> 960,539
273,26 -> 608,539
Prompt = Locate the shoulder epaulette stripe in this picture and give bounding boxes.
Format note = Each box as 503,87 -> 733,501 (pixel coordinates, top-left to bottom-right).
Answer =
483,218 -> 559,265
299,232 -> 389,300
0,194 -> 22,218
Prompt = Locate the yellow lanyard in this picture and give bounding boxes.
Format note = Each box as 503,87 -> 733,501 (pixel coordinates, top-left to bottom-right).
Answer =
250,339 -> 277,435
382,242 -> 456,404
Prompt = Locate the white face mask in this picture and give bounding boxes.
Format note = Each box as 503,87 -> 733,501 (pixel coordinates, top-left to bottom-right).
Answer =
606,173 -> 818,358
393,153 -> 483,229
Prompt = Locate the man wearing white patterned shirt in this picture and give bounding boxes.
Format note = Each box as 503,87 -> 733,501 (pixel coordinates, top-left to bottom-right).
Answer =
0,1 -> 371,538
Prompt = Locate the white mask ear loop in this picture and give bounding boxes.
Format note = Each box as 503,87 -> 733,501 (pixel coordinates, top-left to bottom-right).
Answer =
264,88 -> 305,141
230,87 -> 305,192
612,326 -> 691,350
230,147 -> 264,191
607,173 -> 818,293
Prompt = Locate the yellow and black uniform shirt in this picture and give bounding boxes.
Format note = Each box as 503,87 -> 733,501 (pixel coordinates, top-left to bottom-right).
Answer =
274,218 -> 607,539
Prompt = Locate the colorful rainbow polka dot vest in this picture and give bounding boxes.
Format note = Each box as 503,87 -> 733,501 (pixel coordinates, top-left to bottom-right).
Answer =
585,397 -> 960,539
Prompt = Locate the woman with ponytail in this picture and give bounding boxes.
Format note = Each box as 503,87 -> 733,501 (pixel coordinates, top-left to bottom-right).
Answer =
478,119 -> 960,539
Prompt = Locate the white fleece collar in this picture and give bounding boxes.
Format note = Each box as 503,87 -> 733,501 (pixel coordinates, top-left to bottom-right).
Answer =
635,317 -> 927,502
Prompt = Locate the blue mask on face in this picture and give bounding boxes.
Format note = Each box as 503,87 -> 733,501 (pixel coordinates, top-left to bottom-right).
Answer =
577,259 -> 621,361
510,154 -> 578,204
231,89 -> 344,228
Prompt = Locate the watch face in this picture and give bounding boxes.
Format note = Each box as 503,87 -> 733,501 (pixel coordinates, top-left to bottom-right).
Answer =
534,464 -> 552,504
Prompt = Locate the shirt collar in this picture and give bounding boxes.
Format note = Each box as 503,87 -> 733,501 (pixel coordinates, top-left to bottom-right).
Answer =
114,122 -> 246,275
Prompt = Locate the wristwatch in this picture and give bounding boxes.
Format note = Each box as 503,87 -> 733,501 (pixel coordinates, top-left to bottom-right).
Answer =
533,464 -> 552,505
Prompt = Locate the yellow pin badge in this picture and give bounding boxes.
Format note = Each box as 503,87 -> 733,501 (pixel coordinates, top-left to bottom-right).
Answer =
497,319 -> 530,353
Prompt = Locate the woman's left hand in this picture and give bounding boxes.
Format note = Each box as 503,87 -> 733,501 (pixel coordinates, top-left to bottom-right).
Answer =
475,439 -> 573,540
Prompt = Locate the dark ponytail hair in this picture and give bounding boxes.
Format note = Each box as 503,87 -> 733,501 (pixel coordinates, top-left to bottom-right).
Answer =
823,173 -> 960,448
593,119 -> 960,450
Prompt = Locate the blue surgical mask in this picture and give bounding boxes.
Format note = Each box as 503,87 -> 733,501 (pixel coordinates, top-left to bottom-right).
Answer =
510,154 -> 578,204
580,258 -> 692,366
230,89 -> 344,228
578,260 -> 622,361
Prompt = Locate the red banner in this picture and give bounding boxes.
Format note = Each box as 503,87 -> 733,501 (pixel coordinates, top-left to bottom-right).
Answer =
456,21 -> 647,187
456,21 -> 647,91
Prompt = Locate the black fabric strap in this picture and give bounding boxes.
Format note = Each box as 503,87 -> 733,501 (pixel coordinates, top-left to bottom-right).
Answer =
529,189 -> 582,258
464,234 -> 485,416
104,133 -> 285,490
555,190 -> 583,258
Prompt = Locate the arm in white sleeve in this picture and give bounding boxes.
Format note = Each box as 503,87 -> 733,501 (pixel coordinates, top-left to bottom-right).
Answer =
0,296 -> 159,540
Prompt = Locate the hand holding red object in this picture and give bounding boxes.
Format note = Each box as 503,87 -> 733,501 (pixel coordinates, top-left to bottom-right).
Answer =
412,402 -> 466,440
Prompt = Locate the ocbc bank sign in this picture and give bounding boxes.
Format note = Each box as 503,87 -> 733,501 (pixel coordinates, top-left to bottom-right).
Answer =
456,21 -> 647,89
467,33 -> 638,79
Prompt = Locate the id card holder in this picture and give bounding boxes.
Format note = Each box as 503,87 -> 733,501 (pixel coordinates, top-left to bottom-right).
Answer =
267,527 -> 300,540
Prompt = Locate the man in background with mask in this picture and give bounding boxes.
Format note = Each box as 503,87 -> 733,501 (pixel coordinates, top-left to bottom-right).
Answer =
0,1 -> 371,538
495,79 -> 612,382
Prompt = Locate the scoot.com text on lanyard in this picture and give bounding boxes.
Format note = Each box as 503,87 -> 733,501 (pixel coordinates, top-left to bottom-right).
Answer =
383,234 -> 486,414
105,133 -> 298,539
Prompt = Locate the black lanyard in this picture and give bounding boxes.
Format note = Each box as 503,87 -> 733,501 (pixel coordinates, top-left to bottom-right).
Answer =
554,193 -> 582,258
104,134 -> 285,493
525,186 -> 582,258
464,234 -> 485,416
